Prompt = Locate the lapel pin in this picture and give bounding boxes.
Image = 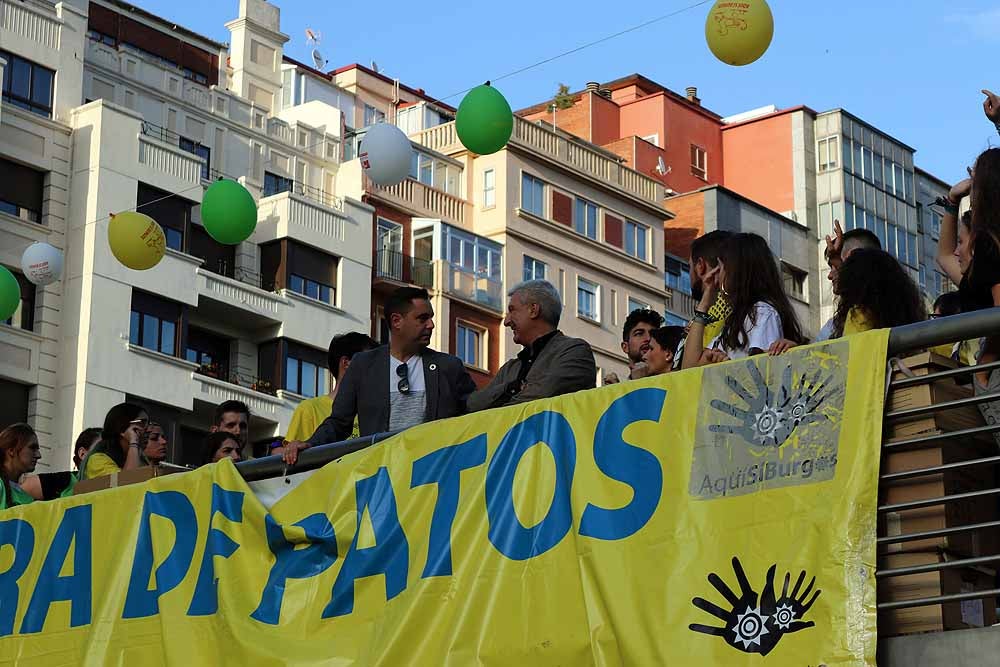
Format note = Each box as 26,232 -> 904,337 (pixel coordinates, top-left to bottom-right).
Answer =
429,363 -> 438,371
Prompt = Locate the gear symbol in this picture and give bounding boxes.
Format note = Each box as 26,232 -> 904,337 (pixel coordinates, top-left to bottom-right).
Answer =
732,606 -> 770,649
752,405 -> 785,446
774,603 -> 796,630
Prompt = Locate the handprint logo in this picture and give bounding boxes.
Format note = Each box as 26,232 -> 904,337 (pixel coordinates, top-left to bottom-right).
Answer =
690,556 -> 821,656
709,361 -> 840,449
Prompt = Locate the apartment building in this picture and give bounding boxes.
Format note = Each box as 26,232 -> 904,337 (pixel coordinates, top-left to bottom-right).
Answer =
1,0 -> 373,465
915,168 -> 955,304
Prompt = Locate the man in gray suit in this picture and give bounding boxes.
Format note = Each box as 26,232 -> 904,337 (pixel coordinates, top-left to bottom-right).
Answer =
282,287 -> 476,464
468,280 -> 596,412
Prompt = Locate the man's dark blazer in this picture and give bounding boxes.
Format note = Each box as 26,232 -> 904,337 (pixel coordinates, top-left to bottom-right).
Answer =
306,345 -> 477,445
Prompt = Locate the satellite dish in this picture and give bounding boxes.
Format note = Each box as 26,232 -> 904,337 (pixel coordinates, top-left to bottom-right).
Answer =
371,60 -> 380,74
655,157 -> 671,176
312,49 -> 326,70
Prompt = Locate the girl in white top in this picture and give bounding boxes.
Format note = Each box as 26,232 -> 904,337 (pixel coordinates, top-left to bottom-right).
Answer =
683,232 -> 805,368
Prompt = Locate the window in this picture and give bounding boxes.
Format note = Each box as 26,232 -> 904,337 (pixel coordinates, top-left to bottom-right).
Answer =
0,51 -> 54,118
628,297 -> 650,314
664,311 -> 687,327
364,104 -> 385,126
862,147 -> 874,183
523,255 -> 546,282
2,271 -> 34,331
483,169 -> 495,209
87,29 -> 116,47
934,271 -> 943,296
185,327 -> 230,379
842,138 -> 853,173
289,274 -> 334,304
817,136 -> 839,172
930,209 -> 942,239
286,356 -> 326,398
781,263 -> 807,301
138,183 -> 189,253
456,322 -> 484,368
574,198 -> 598,240
892,163 -> 904,198
263,171 -> 294,197
521,173 -> 545,216
577,277 -> 600,322
690,144 -> 707,180
0,159 -> 43,223
129,292 -> 179,356
179,137 -> 211,181
623,220 -> 648,260
665,257 -> 691,294
919,266 -> 927,290
376,218 -> 404,281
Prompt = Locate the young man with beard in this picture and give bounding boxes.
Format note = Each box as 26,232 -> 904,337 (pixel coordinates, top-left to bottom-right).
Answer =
603,308 -> 663,384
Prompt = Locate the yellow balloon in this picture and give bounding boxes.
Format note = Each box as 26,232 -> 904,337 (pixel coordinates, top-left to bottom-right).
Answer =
705,0 -> 774,66
108,211 -> 166,271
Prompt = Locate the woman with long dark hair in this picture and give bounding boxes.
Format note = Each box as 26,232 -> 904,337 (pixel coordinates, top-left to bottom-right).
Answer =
201,432 -> 244,466
1,423 -> 42,509
832,248 -> 926,337
683,233 -> 805,368
79,402 -> 148,480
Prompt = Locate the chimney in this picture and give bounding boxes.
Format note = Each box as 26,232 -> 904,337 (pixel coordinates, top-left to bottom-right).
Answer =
685,86 -> 701,106
586,81 -> 600,93
598,88 -> 612,100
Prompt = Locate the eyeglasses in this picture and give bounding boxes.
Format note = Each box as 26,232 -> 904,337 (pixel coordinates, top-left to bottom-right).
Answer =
396,363 -> 410,395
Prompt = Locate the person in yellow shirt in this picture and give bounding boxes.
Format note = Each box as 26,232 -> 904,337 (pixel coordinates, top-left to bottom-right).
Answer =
929,291 -> 981,365
79,403 -> 149,480
832,249 -> 926,338
285,332 -> 377,443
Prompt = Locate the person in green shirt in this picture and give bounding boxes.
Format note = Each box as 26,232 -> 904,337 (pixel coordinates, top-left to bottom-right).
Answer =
79,403 -> 149,480
1,423 -> 42,510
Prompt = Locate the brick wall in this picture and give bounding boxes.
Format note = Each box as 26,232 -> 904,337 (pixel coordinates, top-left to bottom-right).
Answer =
664,191 -> 705,260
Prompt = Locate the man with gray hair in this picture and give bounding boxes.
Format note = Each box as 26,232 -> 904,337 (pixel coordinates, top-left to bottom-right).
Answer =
468,280 -> 596,412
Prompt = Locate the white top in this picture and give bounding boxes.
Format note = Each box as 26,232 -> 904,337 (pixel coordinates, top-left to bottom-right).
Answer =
388,353 -> 426,431
709,302 -> 783,360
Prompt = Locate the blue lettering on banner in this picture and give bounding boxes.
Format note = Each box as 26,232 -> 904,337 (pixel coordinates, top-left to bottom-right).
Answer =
188,485 -> 245,616
0,518 -> 35,637
486,411 -> 576,561
411,435 -> 487,578
251,513 -> 338,625
123,491 -> 198,619
325,467 -> 409,618
580,389 -> 666,540
21,505 -> 93,633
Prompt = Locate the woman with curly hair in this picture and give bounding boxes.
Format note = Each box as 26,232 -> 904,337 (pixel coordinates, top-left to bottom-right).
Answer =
832,248 -> 926,337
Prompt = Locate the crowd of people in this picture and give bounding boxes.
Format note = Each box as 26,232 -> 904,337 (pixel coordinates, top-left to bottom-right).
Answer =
2,90 -> 999,511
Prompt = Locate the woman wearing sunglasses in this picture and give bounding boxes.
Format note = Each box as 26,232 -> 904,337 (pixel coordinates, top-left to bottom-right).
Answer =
79,402 -> 150,480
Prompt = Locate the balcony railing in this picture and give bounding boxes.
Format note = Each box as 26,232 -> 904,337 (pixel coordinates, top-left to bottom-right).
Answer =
1,0 -> 61,50
411,258 -> 434,290
374,178 -> 468,227
448,265 -> 503,311
228,371 -> 277,397
375,248 -> 404,282
413,117 -> 663,204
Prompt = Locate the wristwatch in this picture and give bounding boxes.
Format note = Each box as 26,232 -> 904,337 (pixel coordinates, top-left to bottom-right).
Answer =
693,310 -> 713,326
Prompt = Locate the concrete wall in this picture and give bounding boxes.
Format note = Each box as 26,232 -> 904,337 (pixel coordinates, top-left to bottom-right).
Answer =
880,626 -> 1000,667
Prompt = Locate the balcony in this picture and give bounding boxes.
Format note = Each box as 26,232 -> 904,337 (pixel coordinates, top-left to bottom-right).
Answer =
665,288 -> 695,321
197,267 -> 284,325
193,370 -> 290,426
373,178 -> 469,228
1,0 -> 61,50
418,259 -> 502,313
413,116 -> 664,205
137,122 -> 203,188
256,190 -> 367,264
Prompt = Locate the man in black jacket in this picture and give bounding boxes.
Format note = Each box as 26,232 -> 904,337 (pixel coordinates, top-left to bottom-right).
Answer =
282,287 -> 476,464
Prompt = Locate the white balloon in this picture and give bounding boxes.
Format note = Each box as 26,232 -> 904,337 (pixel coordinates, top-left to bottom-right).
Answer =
360,122 -> 413,187
20,242 -> 63,286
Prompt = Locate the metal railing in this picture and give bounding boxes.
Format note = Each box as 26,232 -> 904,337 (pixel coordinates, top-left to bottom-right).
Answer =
140,120 -> 181,145
232,307 -> 1000,640
375,248 -> 404,282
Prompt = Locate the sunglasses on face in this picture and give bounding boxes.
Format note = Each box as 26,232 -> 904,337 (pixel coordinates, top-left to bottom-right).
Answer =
396,363 -> 410,395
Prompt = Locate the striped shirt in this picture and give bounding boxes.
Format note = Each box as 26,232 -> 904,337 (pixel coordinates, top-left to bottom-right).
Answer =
389,354 -> 426,431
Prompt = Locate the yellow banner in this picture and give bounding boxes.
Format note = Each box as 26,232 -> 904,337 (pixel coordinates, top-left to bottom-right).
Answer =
0,332 -> 888,665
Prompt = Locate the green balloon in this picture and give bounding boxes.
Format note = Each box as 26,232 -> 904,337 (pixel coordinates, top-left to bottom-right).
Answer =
456,84 -> 513,155
0,265 -> 20,323
201,179 -> 258,245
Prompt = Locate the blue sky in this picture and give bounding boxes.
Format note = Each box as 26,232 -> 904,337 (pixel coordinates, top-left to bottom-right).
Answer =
137,0 -> 1000,184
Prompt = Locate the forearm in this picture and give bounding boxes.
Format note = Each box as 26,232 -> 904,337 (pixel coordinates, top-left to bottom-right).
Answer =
122,445 -> 143,471
682,322 -> 708,370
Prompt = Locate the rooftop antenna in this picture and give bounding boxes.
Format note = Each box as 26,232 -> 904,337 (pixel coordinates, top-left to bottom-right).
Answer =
305,29 -> 326,69
371,60 -> 380,74
655,157 -> 671,176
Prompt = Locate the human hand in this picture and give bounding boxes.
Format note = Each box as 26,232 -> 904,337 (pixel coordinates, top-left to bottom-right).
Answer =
824,219 -> 845,268
698,264 -> 723,311
603,372 -> 621,386
282,440 -> 309,466
984,89 -> 1000,123
125,423 -> 144,446
630,362 -> 651,380
699,349 -> 729,366
949,178 -> 972,205
768,339 -> 799,356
